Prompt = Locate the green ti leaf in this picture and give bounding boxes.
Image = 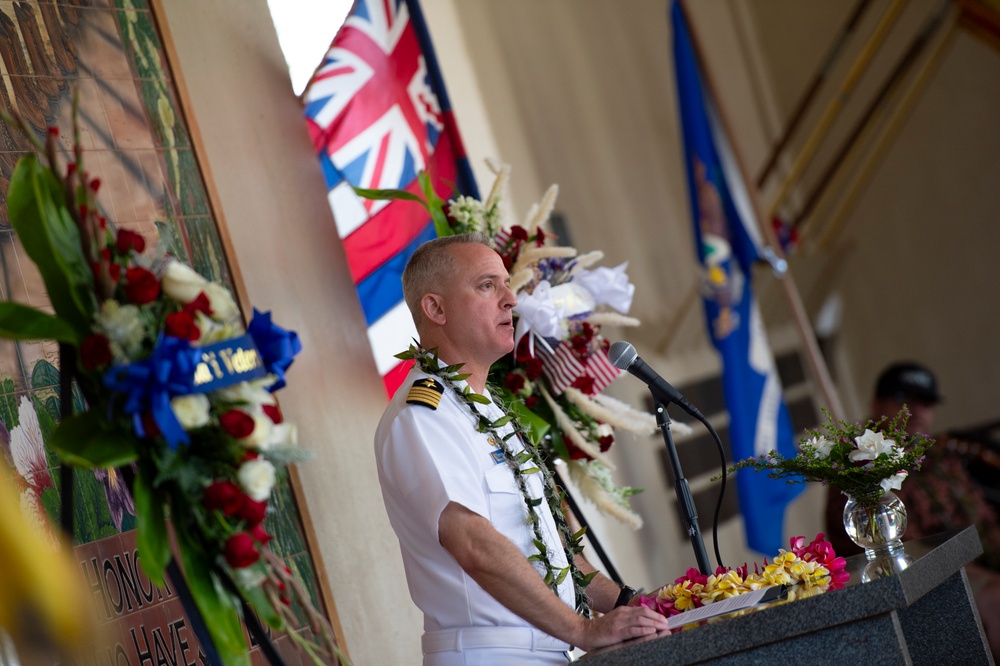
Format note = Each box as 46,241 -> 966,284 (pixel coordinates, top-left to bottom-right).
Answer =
490,414 -> 513,428
241,580 -> 284,631
50,411 -> 139,469
132,465 -> 170,587
175,531 -> 250,665
417,171 -> 453,237
506,399 -> 551,446
6,154 -> 95,337
0,303 -> 77,343
352,185 -> 430,208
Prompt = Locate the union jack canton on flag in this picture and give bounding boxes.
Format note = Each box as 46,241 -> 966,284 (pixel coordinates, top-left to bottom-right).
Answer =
303,0 -> 478,397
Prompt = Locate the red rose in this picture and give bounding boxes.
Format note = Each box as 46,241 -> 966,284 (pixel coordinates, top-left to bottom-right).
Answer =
223,532 -> 259,568
571,375 -> 596,395
124,267 -> 160,304
535,228 -> 547,247
510,225 -> 529,241
80,334 -> 112,370
524,395 -> 539,409
140,411 -> 161,438
184,292 -> 213,316
165,311 -> 201,341
567,443 -> 591,461
599,435 -> 614,452
116,229 -> 146,254
504,372 -> 526,393
524,358 -> 544,381
249,523 -> 273,544
220,409 -> 255,439
262,404 -> 283,424
203,481 -> 244,516
236,498 -> 268,525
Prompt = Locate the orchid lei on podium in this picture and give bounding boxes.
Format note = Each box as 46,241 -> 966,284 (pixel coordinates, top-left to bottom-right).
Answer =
0,112 -> 340,665
362,164 -> 676,528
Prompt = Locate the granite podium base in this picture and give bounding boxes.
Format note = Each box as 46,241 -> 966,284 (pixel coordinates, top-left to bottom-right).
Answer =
581,526 -> 993,665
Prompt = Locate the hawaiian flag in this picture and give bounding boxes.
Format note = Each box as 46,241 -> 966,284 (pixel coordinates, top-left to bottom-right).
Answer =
670,0 -> 803,555
303,0 -> 478,396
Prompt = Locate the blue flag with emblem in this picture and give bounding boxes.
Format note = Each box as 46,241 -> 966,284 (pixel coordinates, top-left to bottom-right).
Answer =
670,0 -> 803,555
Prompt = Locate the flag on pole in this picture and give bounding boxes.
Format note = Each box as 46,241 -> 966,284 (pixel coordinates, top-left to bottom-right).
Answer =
303,0 -> 478,397
670,0 -> 803,555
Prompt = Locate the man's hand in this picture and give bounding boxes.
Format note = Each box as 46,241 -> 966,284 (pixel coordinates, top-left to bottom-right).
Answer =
569,605 -> 671,652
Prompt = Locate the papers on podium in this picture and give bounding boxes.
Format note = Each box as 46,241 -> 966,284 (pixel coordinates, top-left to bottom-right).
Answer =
667,585 -> 788,630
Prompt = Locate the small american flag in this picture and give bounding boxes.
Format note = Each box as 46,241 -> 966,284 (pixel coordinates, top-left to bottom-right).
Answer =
535,342 -> 620,396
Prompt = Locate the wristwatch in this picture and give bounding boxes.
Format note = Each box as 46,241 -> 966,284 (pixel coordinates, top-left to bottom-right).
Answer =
614,584 -> 637,608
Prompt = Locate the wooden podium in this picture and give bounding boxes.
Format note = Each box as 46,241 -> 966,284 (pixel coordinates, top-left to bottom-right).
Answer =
582,526 -> 993,665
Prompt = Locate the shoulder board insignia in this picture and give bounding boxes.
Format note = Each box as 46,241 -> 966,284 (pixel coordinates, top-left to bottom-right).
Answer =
406,377 -> 444,409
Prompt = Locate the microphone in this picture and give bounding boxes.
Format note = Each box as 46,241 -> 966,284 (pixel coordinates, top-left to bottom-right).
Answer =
609,341 -> 704,419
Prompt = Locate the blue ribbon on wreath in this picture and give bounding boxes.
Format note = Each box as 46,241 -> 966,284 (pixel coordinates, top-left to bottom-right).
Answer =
104,334 -> 201,449
247,309 -> 302,391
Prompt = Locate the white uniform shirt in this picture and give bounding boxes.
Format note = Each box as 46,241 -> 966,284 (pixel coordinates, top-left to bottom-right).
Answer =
374,366 -> 575,633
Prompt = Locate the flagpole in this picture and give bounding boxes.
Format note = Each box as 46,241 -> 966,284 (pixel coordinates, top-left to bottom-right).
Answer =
756,0 -> 874,187
810,10 -> 959,253
765,0 -> 908,222
791,0 -> 952,231
676,0 -> 846,420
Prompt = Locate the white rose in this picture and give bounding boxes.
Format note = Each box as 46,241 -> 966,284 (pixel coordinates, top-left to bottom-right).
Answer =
808,436 -> 835,459
203,282 -> 240,322
238,458 -> 276,502
170,394 -> 211,429
880,470 -> 909,493
215,379 -> 277,408
161,260 -> 208,304
267,422 -> 297,448
596,423 -> 614,439
849,429 -> 897,463
195,312 -> 243,344
237,411 -> 275,450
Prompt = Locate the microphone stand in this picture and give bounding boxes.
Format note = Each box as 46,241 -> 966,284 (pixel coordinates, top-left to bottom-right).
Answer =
654,399 -> 712,575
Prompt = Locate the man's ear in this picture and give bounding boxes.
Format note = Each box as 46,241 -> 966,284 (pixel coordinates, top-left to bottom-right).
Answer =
421,293 -> 446,326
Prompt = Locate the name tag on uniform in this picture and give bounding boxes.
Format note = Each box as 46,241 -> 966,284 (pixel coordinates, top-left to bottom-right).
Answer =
489,449 -> 505,465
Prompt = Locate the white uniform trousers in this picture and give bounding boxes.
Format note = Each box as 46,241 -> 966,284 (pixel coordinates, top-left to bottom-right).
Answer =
422,627 -> 572,665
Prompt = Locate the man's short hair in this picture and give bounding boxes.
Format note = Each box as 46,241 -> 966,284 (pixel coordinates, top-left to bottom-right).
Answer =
402,232 -> 493,328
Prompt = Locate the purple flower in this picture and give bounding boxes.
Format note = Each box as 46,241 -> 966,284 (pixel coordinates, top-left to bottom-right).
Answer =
93,466 -> 136,532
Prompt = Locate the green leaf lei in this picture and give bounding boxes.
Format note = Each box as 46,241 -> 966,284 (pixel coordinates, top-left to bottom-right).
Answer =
398,344 -> 596,617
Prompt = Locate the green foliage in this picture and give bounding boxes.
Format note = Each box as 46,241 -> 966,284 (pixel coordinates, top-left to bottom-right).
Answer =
50,411 -> 139,469
6,154 -> 95,337
0,302 -> 77,343
175,528 -> 250,666
726,408 -> 935,501
133,465 -> 169,587
353,170 -> 453,237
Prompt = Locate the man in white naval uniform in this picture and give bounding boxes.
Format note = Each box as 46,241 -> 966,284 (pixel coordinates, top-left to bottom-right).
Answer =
375,233 -> 670,664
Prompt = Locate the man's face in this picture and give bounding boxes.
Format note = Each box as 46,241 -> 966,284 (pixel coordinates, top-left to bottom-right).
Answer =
437,243 -> 517,365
